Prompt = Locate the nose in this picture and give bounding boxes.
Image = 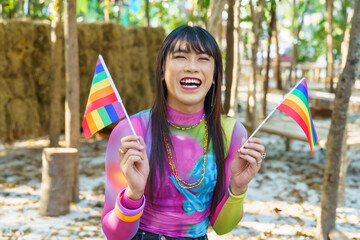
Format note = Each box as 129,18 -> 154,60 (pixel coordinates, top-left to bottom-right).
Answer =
184,57 -> 198,72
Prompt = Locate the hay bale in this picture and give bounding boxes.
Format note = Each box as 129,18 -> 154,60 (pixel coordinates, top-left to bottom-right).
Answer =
32,21 -> 53,129
143,27 -> 165,92
0,20 -> 165,140
0,78 -> 11,134
6,98 -> 40,136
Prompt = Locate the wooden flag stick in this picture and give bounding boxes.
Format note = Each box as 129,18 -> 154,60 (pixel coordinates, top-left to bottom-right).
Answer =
98,55 -> 137,136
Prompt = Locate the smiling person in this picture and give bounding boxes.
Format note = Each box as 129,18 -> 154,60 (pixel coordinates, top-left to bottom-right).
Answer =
101,25 -> 265,240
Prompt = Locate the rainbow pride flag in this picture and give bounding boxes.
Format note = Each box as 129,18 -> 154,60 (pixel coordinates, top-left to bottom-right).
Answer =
82,55 -> 126,139
276,79 -> 318,154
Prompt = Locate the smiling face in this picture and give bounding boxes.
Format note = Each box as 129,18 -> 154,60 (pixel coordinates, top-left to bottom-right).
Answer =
164,41 -> 215,114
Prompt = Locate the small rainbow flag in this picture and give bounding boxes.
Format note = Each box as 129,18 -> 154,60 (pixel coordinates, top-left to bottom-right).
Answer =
82,55 -> 126,139
276,79 -> 318,154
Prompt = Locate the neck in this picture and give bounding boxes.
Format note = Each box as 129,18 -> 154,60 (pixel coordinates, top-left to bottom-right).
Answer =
166,101 -> 204,115
166,103 -> 204,125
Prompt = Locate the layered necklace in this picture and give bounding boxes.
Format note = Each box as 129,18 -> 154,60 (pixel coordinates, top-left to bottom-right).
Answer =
165,114 -> 208,189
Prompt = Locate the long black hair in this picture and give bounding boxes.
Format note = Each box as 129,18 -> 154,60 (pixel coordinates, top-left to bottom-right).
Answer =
148,25 -> 225,215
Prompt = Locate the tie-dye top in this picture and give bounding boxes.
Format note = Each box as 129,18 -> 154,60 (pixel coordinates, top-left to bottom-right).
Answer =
101,106 -> 247,239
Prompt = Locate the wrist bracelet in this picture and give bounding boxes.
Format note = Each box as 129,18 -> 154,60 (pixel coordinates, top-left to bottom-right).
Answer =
228,187 -> 246,199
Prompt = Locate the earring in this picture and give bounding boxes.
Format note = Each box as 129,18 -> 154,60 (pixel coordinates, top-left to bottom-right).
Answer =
211,84 -> 215,107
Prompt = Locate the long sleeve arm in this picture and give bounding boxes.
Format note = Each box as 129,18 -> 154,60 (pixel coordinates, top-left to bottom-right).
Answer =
101,113 -> 147,240
210,120 -> 247,235
102,189 -> 145,239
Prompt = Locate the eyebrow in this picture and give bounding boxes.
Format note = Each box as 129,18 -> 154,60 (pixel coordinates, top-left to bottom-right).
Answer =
172,48 -> 209,55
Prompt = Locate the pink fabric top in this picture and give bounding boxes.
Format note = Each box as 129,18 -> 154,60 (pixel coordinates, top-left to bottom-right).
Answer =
101,106 -> 247,239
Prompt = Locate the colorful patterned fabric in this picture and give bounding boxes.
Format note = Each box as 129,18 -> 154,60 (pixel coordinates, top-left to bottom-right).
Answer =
82,56 -> 125,139
101,106 -> 247,239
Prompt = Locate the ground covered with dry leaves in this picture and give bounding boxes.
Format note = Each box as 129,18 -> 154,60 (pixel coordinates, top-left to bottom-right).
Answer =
0,129 -> 359,239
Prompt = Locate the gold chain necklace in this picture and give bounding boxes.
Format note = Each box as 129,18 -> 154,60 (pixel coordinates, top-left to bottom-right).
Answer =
165,119 -> 208,189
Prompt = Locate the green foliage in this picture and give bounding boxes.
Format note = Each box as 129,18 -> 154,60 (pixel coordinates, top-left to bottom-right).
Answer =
1,0 -> 355,64
3,0 -> 15,13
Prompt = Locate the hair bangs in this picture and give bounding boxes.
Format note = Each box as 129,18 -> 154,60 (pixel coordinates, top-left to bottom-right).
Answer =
167,27 -> 216,58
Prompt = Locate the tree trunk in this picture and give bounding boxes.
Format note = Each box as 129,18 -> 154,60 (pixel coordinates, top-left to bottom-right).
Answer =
28,0 -> 33,18
337,131 -> 348,207
17,0 -> 24,18
49,0 -> 63,147
288,0 -> 310,88
64,0 -> 80,203
145,0 -> 150,26
207,0 -> 227,43
272,4 -> 281,90
224,0 -> 235,114
287,0 -> 298,87
340,9 -> 353,70
325,0 -> 334,92
246,0 -> 265,130
39,148 -> 77,216
261,0 -> 275,120
104,0 -> 110,21
316,1 -> 360,238
228,0 -> 241,117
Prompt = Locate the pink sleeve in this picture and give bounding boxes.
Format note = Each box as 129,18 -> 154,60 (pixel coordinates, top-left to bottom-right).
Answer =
101,114 -> 147,240
102,189 -> 145,239
122,191 -> 143,209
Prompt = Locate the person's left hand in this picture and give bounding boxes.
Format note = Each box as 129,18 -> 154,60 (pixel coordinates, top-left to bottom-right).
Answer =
230,137 -> 265,195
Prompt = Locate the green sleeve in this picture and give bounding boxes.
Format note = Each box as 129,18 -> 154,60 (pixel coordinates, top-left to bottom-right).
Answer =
212,190 -> 246,235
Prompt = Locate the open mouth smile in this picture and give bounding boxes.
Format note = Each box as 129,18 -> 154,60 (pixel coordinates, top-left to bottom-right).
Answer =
180,78 -> 202,89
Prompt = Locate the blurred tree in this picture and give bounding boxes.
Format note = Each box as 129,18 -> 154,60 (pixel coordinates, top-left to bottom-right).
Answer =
246,0 -> 265,131
325,0 -> 334,92
261,0 -> 276,120
104,0 -> 110,21
272,1 -> 281,90
224,0 -> 235,115
337,2 -> 353,209
16,0 -> 24,18
316,1 -> 360,239
2,0 -> 15,18
49,0 -> 63,147
288,0 -> 310,87
64,0 -> 80,202
206,0 -> 226,42
340,1 -> 353,70
224,0 -> 241,116
145,0 -> 150,26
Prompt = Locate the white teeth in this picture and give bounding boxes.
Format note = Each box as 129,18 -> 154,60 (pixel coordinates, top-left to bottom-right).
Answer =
180,79 -> 201,84
183,84 -> 198,88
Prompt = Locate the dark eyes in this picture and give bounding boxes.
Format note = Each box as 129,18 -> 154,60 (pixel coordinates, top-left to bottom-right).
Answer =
174,55 -> 210,61
199,57 -> 210,61
175,56 -> 186,59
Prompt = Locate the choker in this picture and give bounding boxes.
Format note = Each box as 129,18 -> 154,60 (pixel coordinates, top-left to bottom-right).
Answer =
167,113 -> 205,131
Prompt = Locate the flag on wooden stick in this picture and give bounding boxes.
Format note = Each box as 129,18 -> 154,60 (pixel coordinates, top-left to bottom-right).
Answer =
82,55 -> 135,139
276,79 -> 318,154
240,78 -> 318,155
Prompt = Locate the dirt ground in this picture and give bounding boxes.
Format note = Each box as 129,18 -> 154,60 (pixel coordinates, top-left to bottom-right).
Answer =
0,126 -> 359,239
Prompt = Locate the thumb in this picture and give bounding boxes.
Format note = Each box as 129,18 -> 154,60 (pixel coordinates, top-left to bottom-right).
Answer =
240,138 -> 247,148
138,136 -> 147,157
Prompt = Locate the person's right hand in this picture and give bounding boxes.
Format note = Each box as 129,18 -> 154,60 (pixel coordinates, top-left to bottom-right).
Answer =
119,135 -> 149,201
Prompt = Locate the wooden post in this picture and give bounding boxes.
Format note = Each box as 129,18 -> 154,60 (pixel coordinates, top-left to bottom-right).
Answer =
39,148 -> 78,216
64,0 -> 80,202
